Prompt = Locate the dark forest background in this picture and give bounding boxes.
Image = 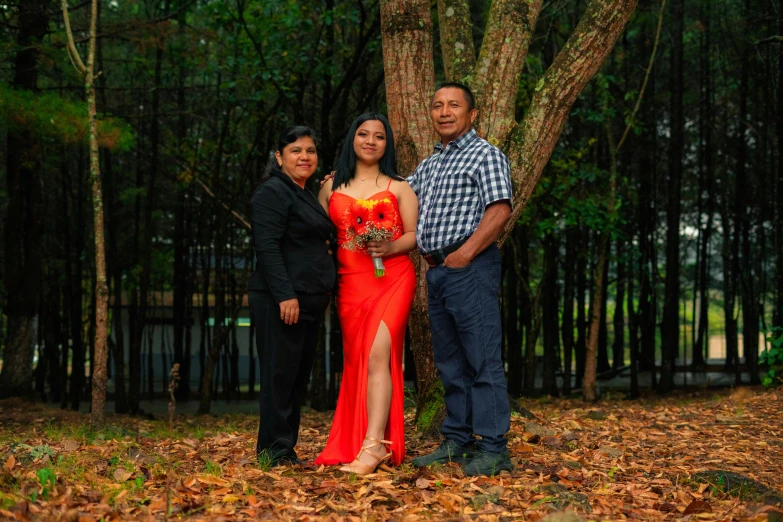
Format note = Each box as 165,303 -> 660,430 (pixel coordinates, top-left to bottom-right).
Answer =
1,0 -> 782,414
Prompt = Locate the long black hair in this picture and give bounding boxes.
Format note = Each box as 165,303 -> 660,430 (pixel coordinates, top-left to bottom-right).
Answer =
332,113 -> 402,189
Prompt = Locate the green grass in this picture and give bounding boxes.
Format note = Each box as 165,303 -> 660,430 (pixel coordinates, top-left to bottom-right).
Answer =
203,459 -> 222,476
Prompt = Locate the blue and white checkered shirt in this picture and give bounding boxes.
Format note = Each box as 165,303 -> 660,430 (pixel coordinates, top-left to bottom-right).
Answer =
407,129 -> 513,252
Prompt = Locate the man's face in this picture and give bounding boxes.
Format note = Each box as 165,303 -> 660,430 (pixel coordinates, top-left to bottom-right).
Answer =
430,87 -> 477,144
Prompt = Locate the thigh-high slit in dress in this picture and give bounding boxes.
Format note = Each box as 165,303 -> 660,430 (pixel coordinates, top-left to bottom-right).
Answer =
315,185 -> 415,466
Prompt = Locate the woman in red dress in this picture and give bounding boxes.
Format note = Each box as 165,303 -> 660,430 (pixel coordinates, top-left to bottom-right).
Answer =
315,114 -> 417,474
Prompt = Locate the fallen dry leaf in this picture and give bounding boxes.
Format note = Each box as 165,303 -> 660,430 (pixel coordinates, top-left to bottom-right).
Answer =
112,467 -> 132,482
0,388 -> 781,521
683,499 -> 712,515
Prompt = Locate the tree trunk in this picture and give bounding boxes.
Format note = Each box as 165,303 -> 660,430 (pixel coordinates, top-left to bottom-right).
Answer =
436,0 -> 475,82
583,233 -> 610,401
597,247 -> 611,374
0,0 -> 48,399
173,5 -> 191,400
660,0 -> 684,394
693,0 -> 713,368
382,0 -> 636,416
380,0 -> 441,430
197,303 -> 241,414
613,238 -> 626,369
69,150 -> 86,410
627,239 -> 639,399
500,0 -> 638,234
61,0 -> 109,425
737,0 -> 759,385
561,228 -> 577,395
776,0 -> 783,330
542,233 -> 559,396
504,240 -> 522,396
575,228 -> 588,388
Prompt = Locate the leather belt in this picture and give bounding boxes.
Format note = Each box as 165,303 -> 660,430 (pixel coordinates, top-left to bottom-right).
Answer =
420,237 -> 469,268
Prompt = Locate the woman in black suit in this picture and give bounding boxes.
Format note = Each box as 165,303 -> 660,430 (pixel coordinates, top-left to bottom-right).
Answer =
249,125 -> 336,466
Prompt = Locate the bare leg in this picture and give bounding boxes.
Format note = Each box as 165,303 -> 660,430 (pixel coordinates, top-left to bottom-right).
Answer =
348,320 -> 393,468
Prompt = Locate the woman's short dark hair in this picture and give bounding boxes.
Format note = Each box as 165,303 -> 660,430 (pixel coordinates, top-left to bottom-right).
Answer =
333,113 -> 402,189
277,125 -> 317,153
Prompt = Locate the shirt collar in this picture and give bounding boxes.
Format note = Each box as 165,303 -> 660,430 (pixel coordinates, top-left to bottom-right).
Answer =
433,128 -> 478,153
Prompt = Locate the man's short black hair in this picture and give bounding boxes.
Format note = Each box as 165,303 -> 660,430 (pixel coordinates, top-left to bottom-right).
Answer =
434,82 -> 476,111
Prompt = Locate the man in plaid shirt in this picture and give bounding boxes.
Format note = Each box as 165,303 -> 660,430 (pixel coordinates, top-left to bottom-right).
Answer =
409,83 -> 513,476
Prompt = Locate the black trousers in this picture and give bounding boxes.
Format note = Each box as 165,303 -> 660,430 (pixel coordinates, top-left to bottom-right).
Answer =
251,290 -> 328,459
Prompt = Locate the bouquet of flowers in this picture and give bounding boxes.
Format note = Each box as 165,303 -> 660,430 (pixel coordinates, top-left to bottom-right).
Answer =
343,198 -> 401,277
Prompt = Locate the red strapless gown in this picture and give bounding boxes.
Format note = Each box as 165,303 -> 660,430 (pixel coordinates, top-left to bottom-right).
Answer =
314,187 -> 415,466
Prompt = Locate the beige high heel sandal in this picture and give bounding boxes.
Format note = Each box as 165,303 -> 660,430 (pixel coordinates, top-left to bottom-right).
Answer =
339,437 -> 393,475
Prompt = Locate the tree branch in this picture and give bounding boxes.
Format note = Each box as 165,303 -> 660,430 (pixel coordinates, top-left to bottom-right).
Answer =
499,0 -> 638,245
437,0 -> 476,82
61,0 -> 87,74
472,0 -> 543,145
755,35 -> 783,45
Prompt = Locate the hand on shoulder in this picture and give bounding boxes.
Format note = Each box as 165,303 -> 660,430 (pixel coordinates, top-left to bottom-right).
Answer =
317,174 -> 335,212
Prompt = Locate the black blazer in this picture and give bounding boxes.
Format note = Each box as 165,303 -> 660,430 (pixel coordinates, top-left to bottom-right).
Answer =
248,168 -> 337,305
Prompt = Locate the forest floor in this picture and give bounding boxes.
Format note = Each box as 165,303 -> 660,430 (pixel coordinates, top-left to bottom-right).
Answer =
0,387 -> 782,521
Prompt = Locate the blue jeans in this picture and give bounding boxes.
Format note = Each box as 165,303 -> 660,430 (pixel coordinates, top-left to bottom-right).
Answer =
426,244 -> 510,452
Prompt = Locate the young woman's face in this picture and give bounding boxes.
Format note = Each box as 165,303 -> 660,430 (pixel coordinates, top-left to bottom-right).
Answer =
352,120 -> 387,166
276,136 -> 317,187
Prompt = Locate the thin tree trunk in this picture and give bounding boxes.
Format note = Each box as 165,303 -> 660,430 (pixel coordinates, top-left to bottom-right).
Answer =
628,238 -> 639,398
584,233 -> 610,401
173,4 -> 191,400
504,239 -> 522,396
776,0 -> 783,330
69,150 -> 86,410
693,0 -> 713,368
660,0 -> 684,394
61,0 -> 109,425
561,228 -> 577,395
597,246 -> 611,374
575,228 -> 588,388
542,233 -> 559,396
613,238 -> 626,369
737,0 -> 759,385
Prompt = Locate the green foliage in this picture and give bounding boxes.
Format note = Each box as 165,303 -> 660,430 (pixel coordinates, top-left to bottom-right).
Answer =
0,84 -> 135,150
11,443 -> 56,463
760,327 -> 783,388
415,380 -> 445,433
203,459 -> 222,476
34,468 -> 56,501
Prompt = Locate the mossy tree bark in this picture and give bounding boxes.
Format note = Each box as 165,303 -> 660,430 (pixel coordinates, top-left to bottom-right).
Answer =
381,0 -> 637,423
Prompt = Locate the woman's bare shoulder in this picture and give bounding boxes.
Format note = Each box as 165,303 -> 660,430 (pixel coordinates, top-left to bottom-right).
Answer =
390,178 -> 415,197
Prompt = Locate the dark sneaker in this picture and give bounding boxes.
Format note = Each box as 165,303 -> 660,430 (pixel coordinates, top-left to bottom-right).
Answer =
462,449 -> 513,477
412,439 -> 476,467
